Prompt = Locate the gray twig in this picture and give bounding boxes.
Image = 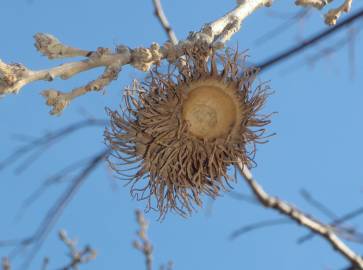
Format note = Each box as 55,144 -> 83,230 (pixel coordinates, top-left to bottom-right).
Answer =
237,160 -> 363,269
133,210 -> 153,270
152,0 -> 178,45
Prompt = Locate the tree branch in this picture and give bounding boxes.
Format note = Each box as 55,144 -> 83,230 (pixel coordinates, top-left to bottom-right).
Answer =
0,118 -> 105,173
0,149 -> 109,269
133,210 -> 153,270
0,0 -> 272,115
152,0 -> 178,45
256,6 -> 363,72
230,218 -> 291,239
58,230 -> 97,270
237,159 -> 363,269
203,0 -> 272,44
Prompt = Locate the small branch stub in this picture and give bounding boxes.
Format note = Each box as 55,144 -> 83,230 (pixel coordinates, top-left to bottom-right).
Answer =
34,33 -> 91,59
325,0 -> 353,25
295,0 -> 354,25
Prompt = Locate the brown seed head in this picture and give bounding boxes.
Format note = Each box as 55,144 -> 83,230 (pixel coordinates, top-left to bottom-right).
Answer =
105,48 -> 271,218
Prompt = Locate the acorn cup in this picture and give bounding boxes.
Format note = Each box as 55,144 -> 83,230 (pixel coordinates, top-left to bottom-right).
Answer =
105,47 -> 272,218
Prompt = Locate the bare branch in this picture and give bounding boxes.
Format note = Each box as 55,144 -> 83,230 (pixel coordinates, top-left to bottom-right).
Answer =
298,204 -> 363,244
228,191 -> 259,205
253,9 -> 310,46
237,159 -> 363,269
0,34 -> 131,98
300,189 -> 338,220
305,26 -> 359,66
230,218 -> 291,239
230,189 -> 363,244
19,158 -> 92,213
0,149 -> 108,269
152,0 -> 178,45
298,189 -> 363,243
132,210 -> 173,270
133,210 -> 153,270
0,118 -> 105,173
257,7 -> 363,71
0,0 -> 272,115
58,230 -> 97,270
0,36 -> 160,115
202,0 -> 273,44
0,119 -> 105,268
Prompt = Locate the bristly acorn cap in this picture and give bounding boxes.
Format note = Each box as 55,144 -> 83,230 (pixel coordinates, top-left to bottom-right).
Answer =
104,47 -> 271,218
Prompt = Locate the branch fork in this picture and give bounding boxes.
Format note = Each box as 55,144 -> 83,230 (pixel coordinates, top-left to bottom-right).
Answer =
0,0 -> 273,115
237,160 -> 363,269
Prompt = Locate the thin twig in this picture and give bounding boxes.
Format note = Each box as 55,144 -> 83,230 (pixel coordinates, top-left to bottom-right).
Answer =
298,205 -> 363,244
229,191 -> 363,244
228,191 -> 259,206
237,159 -> 363,269
152,0 -> 178,45
133,210 -> 153,270
229,218 -> 291,239
15,156 -> 99,222
0,149 -> 109,269
253,9 -> 310,46
0,0 -> 272,114
300,189 -> 338,219
304,25 -> 359,66
257,7 -> 363,72
299,189 -> 363,244
57,230 -> 97,270
0,118 -> 106,173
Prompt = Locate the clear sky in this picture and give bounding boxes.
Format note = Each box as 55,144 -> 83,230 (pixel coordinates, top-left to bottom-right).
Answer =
1,1 -> 363,270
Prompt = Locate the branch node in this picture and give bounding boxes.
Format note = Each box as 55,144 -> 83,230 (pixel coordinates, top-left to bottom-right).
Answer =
41,89 -> 70,115
131,43 -> 162,72
0,60 -> 29,95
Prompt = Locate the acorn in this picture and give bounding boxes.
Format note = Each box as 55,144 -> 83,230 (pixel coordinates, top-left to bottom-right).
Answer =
105,47 -> 271,218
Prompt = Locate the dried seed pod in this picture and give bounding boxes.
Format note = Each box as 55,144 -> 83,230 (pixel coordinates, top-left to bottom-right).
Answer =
105,48 -> 271,218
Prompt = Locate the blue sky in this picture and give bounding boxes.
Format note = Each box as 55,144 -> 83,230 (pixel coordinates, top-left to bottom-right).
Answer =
1,1 -> 363,270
